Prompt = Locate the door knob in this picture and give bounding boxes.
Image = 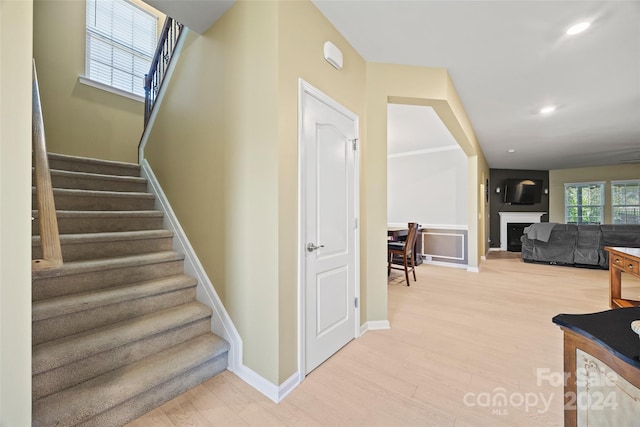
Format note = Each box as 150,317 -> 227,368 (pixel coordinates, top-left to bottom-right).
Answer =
307,243 -> 325,252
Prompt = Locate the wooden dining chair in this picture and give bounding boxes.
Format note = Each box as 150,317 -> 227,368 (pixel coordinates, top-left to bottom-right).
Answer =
387,222 -> 419,286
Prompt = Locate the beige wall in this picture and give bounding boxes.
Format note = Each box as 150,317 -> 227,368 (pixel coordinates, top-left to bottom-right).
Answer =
549,164 -> 640,223
1,0 -> 34,424
144,0 -> 368,385
145,0 -> 280,383
33,0 -> 163,163
144,0 -> 486,385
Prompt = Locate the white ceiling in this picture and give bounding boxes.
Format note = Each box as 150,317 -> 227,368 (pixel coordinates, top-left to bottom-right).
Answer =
387,104 -> 460,157
313,0 -> 640,171
142,0 -> 234,34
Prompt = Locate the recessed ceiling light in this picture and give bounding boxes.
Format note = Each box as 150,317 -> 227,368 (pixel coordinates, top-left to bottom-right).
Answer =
566,21 -> 591,35
508,149 -> 516,153
540,105 -> 557,114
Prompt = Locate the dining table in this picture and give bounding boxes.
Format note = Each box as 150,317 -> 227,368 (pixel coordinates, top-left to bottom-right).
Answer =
387,226 -> 408,241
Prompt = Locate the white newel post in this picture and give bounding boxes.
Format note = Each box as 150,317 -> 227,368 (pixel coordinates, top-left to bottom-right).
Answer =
498,212 -> 546,251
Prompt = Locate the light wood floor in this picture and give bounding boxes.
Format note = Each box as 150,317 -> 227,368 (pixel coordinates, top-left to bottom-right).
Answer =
127,253 -> 640,426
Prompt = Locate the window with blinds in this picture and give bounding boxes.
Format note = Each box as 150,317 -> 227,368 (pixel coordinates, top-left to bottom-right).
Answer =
612,180 -> 640,224
85,0 -> 157,98
564,182 -> 604,224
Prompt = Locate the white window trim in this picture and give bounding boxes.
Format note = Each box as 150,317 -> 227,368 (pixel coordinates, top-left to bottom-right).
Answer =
611,179 -> 640,224
78,76 -> 144,103
563,181 -> 606,187
611,179 -> 640,185
564,181 -> 605,224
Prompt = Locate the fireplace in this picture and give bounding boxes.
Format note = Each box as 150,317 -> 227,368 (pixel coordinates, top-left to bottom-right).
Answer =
507,222 -> 532,252
498,212 -> 545,251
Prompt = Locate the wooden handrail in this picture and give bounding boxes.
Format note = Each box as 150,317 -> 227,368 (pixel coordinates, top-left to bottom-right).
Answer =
32,60 -> 63,271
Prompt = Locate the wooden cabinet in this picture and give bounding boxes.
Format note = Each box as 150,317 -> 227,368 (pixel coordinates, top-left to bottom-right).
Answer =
606,247 -> 640,308
553,308 -> 640,426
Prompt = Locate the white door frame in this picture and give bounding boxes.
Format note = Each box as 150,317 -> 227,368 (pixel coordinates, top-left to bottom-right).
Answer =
297,79 -> 360,381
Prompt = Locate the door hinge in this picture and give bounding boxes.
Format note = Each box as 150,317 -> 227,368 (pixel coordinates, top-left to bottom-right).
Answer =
348,138 -> 358,151
354,218 -> 358,229
354,297 -> 359,308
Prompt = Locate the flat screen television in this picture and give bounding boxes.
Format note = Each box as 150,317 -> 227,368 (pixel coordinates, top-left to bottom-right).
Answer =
503,179 -> 543,205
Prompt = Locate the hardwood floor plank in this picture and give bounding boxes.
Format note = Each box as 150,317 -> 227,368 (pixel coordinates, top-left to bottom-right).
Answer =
261,398 -> 325,427
129,255 -> 618,426
234,403 -> 287,427
158,392 -> 219,427
126,407 -> 174,427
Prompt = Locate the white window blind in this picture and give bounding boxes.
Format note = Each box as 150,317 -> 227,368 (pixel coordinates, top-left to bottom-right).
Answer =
564,182 -> 604,224
612,180 -> 640,224
86,0 -> 157,98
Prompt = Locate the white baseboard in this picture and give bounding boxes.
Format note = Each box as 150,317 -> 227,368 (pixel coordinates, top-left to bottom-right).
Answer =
360,320 -> 391,335
233,365 -> 300,403
423,259 -> 468,270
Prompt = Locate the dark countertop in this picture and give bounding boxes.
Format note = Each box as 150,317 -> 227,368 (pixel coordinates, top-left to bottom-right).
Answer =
553,307 -> 640,370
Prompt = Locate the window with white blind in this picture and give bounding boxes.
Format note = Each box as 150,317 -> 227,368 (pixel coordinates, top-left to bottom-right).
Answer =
85,0 -> 157,99
612,180 -> 640,224
564,182 -> 605,224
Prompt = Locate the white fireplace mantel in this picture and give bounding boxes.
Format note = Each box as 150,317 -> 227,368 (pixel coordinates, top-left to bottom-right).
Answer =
498,212 -> 546,251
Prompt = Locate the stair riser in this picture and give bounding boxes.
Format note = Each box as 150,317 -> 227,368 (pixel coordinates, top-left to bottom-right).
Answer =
81,354 -> 228,427
48,157 -> 140,177
32,214 -> 164,235
36,193 -> 155,211
33,318 -> 211,401
33,260 -> 185,301
32,236 -> 173,262
33,287 -> 197,345
46,173 -> 148,193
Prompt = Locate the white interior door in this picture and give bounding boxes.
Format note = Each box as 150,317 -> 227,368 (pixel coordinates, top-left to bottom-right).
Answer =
300,81 -> 358,375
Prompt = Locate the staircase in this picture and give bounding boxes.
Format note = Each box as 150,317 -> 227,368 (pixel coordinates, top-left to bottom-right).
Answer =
32,153 -> 229,427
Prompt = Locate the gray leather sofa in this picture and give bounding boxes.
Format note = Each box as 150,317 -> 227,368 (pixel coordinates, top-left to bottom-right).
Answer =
521,224 -> 640,269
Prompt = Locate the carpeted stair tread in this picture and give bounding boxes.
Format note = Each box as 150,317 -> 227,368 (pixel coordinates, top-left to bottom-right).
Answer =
48,187 -> 155,200
32,310 -> 211,400
32,209 -> 164,220
33,301 -> 212,375
42,168 -> 148,192
32,252 -> 187,301
33,274 -> 197,322
34,209 -> 164,218
33,229 -> 173,245
33,188 -> 156,211
32,251 -> 184,279
32,210 -> 165,235
32,229 -> 174,261
34,187 -> 154,198
47,152 -> 141,177
79,354 -> 228,427
32,333 -> 229,427
32,279 -> 199,347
